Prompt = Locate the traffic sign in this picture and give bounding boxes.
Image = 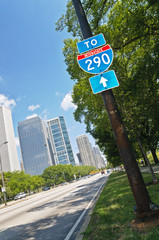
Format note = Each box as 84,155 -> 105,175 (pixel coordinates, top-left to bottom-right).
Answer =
89,70 -> 119,94
77,34 -> 106,54
77,45 -> 113,74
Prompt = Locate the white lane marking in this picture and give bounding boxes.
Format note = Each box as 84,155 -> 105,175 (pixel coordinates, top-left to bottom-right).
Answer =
64,179 -> 106,240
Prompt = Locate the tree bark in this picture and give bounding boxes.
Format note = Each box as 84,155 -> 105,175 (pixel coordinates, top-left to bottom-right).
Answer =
101,91 -> 151,213
142,154 -> 148,165
151,149 -> 159,164
137,137 -> 158,183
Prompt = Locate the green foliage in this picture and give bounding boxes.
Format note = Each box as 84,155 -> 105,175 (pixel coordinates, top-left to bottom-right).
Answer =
6,171 -> 31,196
29,175 -> 45,192
73,165 -> 96,177
0,171 -> 45,201
42,164 -> 73,186
56,0 -> 159,166
42,164 -> 97,185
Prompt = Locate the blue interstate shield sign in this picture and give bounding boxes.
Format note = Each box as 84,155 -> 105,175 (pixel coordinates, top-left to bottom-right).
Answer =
77,34 -> 106,54
89,70 -> 119,94
77,45 -> 113,74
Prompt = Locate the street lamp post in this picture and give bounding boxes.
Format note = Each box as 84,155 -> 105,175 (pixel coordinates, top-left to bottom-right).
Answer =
0,141 -> 8,206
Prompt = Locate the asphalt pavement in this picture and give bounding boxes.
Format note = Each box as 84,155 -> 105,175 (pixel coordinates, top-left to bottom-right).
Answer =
0,173 -> 109,240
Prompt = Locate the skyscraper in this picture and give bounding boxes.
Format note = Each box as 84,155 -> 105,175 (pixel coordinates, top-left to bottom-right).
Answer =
18,116 -> 52,176
76,134 -> 96,167
93,146 -> 106,169
0,106 -> 20,172
47,116 -> 75,166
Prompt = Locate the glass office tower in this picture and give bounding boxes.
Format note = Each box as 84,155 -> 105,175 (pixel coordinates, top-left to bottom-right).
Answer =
18,116 -> 52,176
47,116 -> 75,166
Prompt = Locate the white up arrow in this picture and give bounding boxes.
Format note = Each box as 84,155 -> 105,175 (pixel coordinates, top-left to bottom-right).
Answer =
100,76 -> 108,87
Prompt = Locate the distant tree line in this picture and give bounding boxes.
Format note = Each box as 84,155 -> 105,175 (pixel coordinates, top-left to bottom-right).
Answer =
0,165 -> 97,203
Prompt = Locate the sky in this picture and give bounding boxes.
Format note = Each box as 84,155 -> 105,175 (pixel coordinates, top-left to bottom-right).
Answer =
0,0 -> 99,165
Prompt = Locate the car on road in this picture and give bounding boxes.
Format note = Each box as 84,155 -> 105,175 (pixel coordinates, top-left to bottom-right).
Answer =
42,187 -> 50,191
14,192 -> 26,200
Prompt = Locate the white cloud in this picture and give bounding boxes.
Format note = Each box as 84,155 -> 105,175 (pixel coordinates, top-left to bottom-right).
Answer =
28,104 -> 40,111
15,137 -> 20,146
26,108 -> 49,122
60,92 -> 77,111
26,113 -> 38,119
0,94 -> 16,109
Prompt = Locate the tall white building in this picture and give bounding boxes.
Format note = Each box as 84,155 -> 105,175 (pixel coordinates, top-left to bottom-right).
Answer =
0,106 -> 20,172
76,135 -> 96,167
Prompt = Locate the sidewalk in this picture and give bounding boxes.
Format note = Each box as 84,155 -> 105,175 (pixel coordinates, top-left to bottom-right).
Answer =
0,197 -> 29,209
140,165 -> 159,174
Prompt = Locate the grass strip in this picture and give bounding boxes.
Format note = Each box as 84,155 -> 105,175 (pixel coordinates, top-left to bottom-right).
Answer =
82,171 -> 159,240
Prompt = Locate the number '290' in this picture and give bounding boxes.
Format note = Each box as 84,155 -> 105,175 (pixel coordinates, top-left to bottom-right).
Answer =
85,53 -> 110,71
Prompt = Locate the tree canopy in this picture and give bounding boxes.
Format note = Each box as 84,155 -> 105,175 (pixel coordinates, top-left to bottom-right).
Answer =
56,0 -> 159,166
42,164 -> 97,186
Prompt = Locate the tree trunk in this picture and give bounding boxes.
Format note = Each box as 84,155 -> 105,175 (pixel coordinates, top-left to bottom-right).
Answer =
151,149 -> 159,164
137,137 -> 158,183
101,91 -> 151,213
141,152 -> 148,165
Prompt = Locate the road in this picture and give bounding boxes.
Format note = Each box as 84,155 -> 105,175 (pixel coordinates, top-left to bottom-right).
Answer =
0,173 -> 108,240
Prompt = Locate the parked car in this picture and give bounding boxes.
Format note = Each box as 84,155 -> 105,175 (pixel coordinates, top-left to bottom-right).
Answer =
42,187 -> 50,191
14,192 -> 26,200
